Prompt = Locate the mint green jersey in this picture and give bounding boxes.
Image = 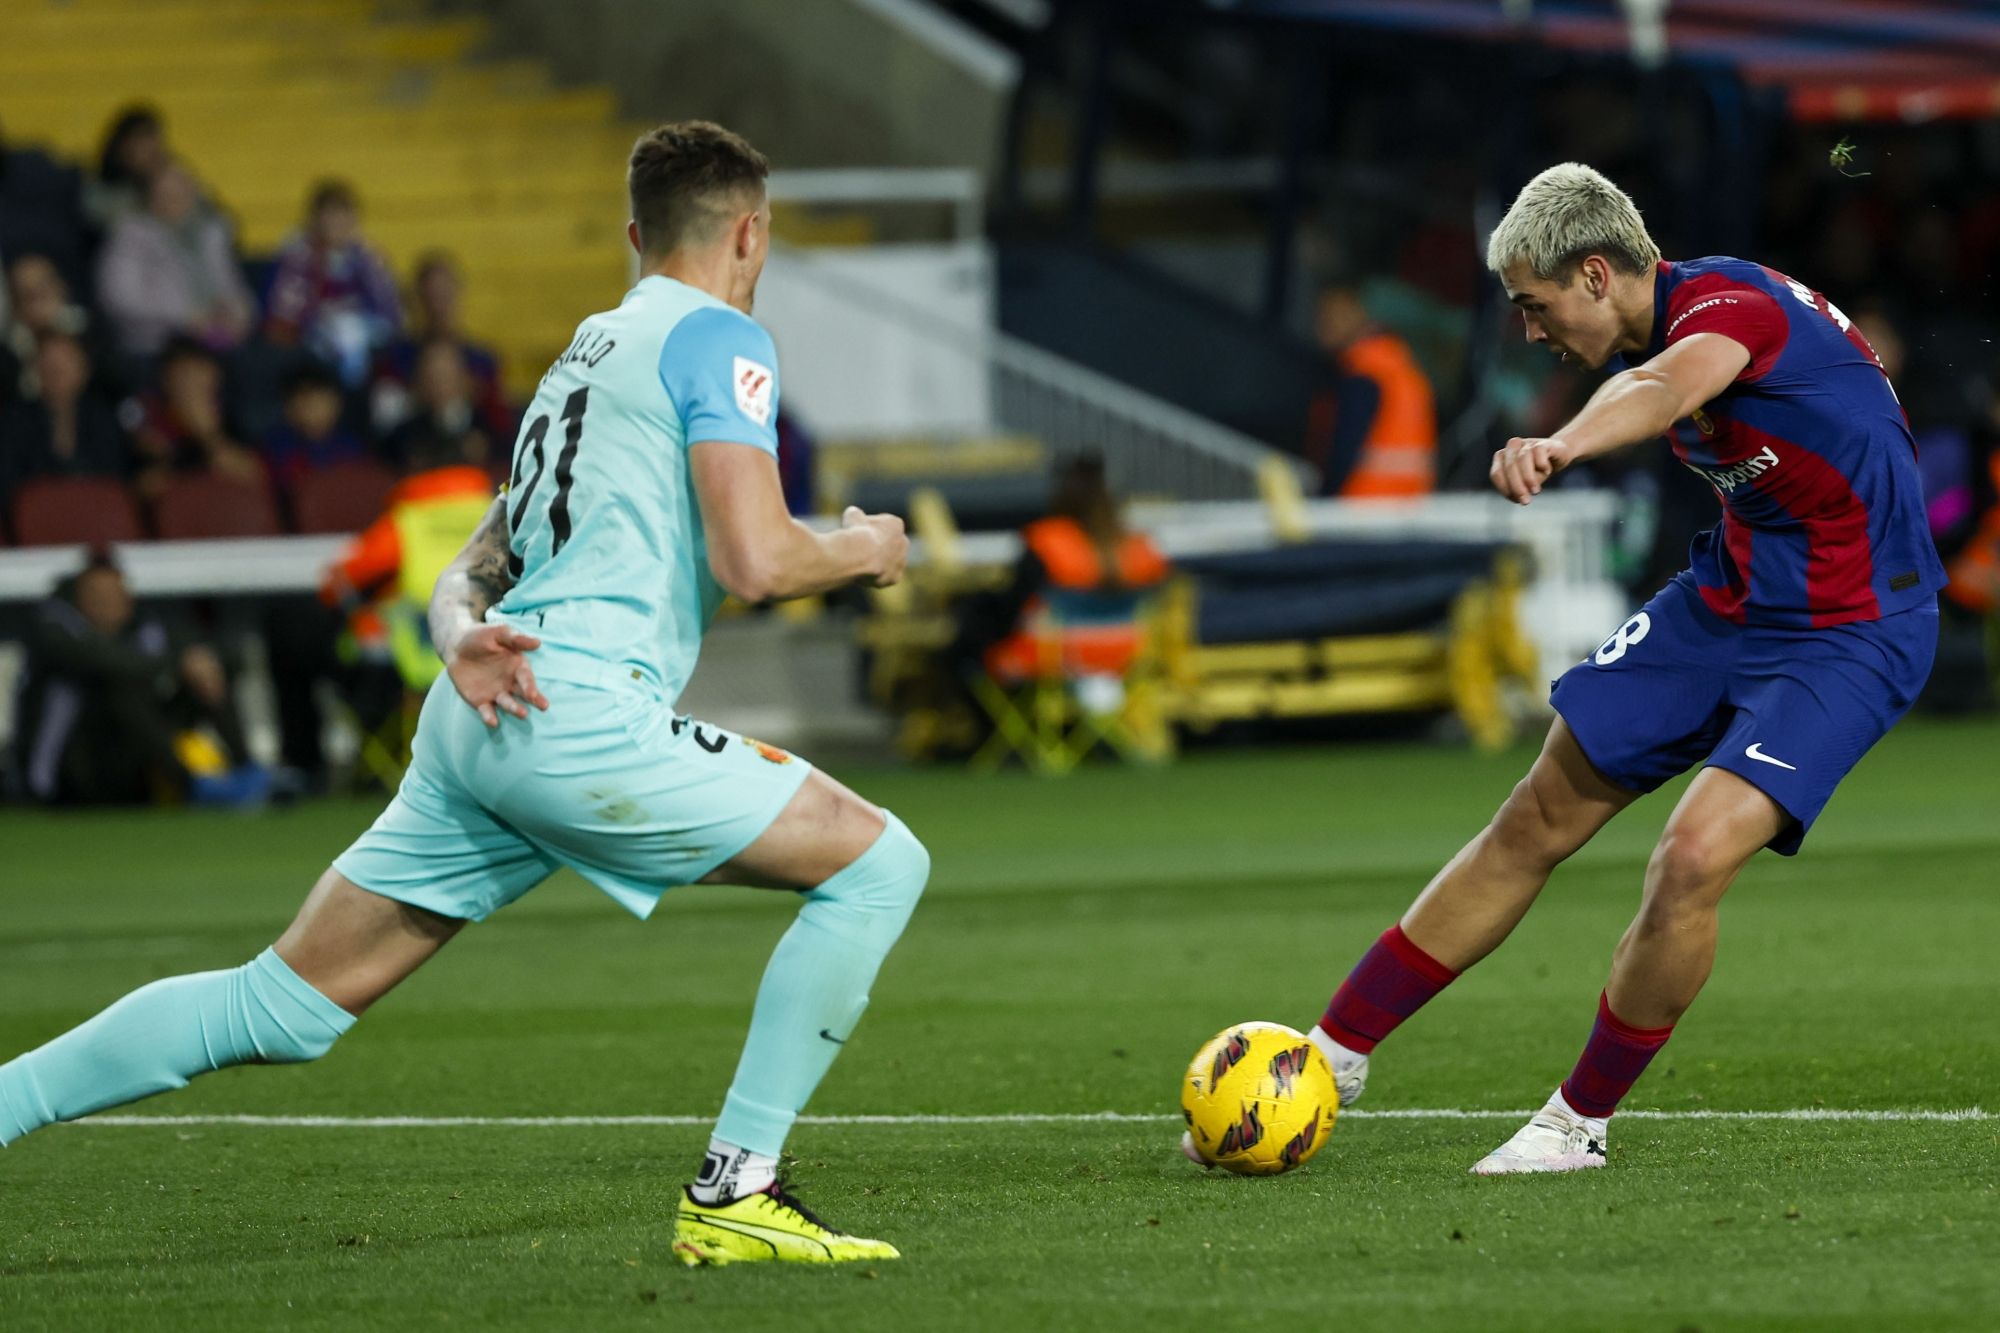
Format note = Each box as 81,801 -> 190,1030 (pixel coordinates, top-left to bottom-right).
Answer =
489,275 -> 781,701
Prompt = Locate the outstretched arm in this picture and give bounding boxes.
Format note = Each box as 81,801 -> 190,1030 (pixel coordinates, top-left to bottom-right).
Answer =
429,496 -> 549,728
1490,332 -> 1753,505
690,442 -> 907,602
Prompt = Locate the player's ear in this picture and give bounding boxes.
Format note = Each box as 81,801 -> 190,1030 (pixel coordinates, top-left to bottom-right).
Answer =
626,220 -> 642,256
1583,256 -> 1607,300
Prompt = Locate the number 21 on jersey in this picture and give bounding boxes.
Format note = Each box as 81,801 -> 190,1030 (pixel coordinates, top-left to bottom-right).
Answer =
507,387 -> 589,578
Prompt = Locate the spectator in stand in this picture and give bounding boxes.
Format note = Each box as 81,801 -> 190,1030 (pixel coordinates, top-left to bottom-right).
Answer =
372,250 -> 509,441
1304,281 -> 1438,500
85,104 -> 174,232
265,179 -> 402,388
0,334 -> 133,516
131,337 -> 262,500
11,551 -> 269,807
262,360 -> 368,503
0,116 -> 93,300
381,338 -> 495,471
4,252 -> 139,402
96,161 -> 256,358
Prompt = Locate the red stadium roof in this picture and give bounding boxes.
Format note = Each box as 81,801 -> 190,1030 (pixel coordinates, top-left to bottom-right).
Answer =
1230,0 -> 2000,122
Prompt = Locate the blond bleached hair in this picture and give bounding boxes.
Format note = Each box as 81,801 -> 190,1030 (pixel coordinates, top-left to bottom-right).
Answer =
1485,162 -> 1661,280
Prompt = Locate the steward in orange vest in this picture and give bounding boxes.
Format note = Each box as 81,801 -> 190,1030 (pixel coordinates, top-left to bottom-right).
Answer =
321,440 -> 494,688
983,458 -> 1171,681
1305,284 -> 1438,500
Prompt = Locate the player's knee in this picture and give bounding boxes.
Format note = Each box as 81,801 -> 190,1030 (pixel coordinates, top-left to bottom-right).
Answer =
1645,828 -> 1733,906
810,812 -> 929,946
864,811 -> 930,922
236,949 -> 357,1065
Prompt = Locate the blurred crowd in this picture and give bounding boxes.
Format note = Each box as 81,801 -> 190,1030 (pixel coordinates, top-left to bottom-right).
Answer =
0,104 -> 514,537
0,103 -> 522,806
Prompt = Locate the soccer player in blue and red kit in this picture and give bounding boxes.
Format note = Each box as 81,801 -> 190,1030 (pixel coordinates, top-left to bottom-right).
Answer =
1293,163 -> 1943,1172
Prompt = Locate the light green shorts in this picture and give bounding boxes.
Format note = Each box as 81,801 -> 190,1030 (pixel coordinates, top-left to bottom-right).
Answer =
333,654 -> 813,921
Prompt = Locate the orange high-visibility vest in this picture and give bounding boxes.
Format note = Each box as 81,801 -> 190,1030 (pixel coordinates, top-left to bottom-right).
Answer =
321,465 -> 495,664
1336,331 -> 1437,501
986,517 -> 1170,680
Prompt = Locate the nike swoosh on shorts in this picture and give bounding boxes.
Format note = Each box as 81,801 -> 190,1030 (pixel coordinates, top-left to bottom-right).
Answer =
1743,743 -> 1798,771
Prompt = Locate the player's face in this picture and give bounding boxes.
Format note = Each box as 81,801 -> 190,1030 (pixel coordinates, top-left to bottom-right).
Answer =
1502,261 -> 1621,370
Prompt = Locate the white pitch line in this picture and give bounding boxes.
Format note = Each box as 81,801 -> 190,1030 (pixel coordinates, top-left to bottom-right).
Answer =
70,1107 -> 1988,1130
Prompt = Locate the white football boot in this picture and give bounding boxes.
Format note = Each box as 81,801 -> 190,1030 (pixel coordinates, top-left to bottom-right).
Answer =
1470,1091 -> 1607,1175
1307,1025 -> 1369,1109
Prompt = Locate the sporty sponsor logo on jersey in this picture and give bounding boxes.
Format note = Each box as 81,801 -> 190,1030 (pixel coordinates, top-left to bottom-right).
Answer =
1666,295 -> 1740,340
1687,444 -> 1780,493
733,356 -> 774,426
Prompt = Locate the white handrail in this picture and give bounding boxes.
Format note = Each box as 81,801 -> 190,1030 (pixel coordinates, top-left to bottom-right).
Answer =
768,241 -> 1317,501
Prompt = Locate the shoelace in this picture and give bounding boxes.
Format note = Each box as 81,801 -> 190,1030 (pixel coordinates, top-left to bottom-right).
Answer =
763,1182 -> 837,1234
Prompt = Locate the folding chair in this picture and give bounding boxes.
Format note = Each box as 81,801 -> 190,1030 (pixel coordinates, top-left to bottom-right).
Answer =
969,587 -> 1174,775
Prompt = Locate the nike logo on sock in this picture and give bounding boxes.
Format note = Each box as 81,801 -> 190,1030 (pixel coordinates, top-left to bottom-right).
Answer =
818,1029 -> 846,1045
1744,742 -> 1798,771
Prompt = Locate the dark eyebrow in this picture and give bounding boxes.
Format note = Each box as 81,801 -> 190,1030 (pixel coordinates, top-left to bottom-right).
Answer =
1508,293 -> 1535,308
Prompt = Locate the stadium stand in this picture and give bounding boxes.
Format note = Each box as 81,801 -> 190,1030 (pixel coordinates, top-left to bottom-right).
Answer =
9,476 -> 146,548
0,0 -> 632,400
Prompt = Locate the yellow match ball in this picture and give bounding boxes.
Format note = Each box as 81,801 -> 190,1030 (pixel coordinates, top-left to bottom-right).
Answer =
1181,1021 -> 1340,1176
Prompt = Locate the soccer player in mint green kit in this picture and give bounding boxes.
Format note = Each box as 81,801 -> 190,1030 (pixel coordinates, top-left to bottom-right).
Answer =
0,121 -> 928,1267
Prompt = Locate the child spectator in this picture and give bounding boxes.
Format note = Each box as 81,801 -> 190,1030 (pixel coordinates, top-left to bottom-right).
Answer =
381,338 -> 494,471
262,360 -> 367,500
96,161 -> 255,357
265,179 -> 401,388
131,337 -> 262,499
372,250 -> 510,440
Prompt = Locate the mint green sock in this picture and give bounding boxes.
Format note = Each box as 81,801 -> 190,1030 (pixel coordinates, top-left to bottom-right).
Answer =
0,948 -> 354,1145
713,812 -> 930,1157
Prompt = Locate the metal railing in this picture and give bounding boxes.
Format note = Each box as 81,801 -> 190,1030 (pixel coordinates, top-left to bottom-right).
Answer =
770,240 -> 1317,503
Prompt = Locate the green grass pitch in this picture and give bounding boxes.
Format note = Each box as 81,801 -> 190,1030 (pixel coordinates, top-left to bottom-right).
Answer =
2,716 -> 1996,1331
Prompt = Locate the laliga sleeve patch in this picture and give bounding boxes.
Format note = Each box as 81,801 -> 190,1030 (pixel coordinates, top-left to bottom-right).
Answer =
733,356 -> 774,427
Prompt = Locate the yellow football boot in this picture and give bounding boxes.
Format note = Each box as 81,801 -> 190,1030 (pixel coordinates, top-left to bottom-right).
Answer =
672,1184 -> 902,1267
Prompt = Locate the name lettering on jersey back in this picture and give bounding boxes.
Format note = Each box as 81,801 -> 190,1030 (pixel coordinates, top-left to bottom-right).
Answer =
543,329 -> 618,383
1666,295 -> 1740,341
1687,444 -> 1780,493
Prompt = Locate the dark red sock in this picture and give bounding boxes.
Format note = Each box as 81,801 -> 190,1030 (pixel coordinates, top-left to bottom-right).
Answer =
1317,924 -> 1459,1054
1560,992 -> 1675,1118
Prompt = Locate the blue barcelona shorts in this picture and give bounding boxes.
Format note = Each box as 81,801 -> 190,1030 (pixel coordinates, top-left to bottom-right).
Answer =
1550,574 -> 1937,855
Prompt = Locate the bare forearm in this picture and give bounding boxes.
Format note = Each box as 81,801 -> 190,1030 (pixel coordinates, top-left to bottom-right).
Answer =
428,499 -> 514,659
735,521 -> 882,603
1555,369 -> 1687,463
